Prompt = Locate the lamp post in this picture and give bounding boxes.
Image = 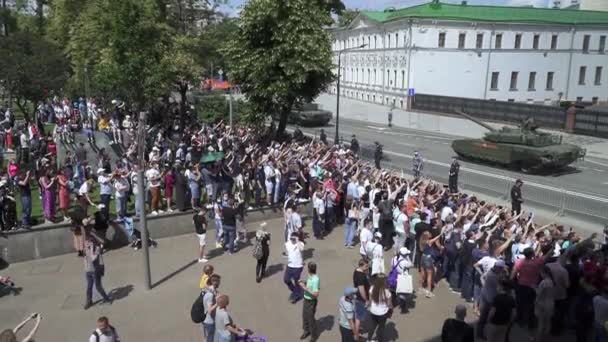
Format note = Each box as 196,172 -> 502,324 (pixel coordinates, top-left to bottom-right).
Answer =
335,44 -> 367,144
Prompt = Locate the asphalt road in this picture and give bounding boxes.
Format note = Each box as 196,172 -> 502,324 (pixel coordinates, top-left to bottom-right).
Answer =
293,118 -> 608,224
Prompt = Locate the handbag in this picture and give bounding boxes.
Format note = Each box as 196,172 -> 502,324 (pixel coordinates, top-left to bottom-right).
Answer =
396,272 -> 413,294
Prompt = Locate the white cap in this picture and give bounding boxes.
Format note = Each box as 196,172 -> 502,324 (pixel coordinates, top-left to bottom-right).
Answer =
97,168 -> 105,174
399,247 -> 411,255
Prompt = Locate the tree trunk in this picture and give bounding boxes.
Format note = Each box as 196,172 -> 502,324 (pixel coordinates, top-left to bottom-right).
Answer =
179,83 -> 187,132
15,98 -> 30,123
276,107 -> 290,140
1,0 -> 8,37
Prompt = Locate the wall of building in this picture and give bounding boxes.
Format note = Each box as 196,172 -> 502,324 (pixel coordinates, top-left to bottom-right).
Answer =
331,17 -> 608,106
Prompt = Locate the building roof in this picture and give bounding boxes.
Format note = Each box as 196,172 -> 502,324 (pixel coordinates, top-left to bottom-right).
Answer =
360,1 -> 608,26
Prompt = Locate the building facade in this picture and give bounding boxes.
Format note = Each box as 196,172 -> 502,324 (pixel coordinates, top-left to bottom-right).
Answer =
330,1 -> 608,109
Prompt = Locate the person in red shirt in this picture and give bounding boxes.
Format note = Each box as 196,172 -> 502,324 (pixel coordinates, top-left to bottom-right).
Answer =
510,246 -> 551,330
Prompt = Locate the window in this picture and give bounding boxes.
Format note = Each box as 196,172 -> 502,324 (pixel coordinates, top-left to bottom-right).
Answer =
395,33 -> 399,47
367,69 -> 370,84
388,34 -> 391,48
579,66 -> 587,85
495,34 -> 502,49
401,70 -> 405,88
490,72 -> 499,90
394,70 -> 397,87
458,33 -> 466,49
551,35 -> 558,50
514,34 -> 522,49
595,66 -> 603,85
583,35 -> 590,53
528,72 -> 536,90
546,72 -> 554,90
533,34 -> 540,49
373,69 -> 377,84
438,32 -> 446,48
374,36 -> 377,49
592,97 -> 599,104
387,69 -> 390,85
510,72 -> 519,90
476,33 -> 483,49
576,96 -> 583,102
600,36 -> 606,54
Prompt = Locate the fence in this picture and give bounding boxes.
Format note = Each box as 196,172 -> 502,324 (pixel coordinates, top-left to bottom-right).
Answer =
411,94 -> 608,138
358,146 -> 608,224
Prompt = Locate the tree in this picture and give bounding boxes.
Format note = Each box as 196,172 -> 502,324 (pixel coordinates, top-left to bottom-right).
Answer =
222,0 -> 337,136
337,9 -> 359,27
0,30 -> 69,121
66,0 -> 173,109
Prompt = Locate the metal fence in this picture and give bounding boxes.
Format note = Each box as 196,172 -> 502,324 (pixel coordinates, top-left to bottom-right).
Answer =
411,94 -> 608,138
358,146 -> 608,224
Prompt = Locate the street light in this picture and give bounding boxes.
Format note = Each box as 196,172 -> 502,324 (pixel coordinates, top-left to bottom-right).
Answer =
335,44 -> 367,144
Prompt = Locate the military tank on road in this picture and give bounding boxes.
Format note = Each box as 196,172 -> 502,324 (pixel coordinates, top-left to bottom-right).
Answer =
451,111 -> 585,173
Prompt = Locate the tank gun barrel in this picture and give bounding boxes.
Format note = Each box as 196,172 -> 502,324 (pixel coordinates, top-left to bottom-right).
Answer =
454,110 -> 496,132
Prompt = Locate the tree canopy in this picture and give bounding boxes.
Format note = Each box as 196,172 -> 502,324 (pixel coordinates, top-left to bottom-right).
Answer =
222,0 -> 337,134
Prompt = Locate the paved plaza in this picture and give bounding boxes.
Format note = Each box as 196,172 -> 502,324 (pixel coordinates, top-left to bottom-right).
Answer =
1,218 -> 576,341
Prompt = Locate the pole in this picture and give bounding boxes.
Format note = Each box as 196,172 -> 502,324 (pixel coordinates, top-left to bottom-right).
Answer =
229,87 -> 233,127
335,52 -> 342,144
137,111 -> 152,290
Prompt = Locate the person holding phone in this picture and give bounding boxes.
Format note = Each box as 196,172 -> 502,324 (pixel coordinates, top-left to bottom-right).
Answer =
284,232 -> 305,303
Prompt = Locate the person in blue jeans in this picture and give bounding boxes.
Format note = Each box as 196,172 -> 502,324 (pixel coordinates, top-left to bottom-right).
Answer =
16,170 -> 32,228
344,197 -> 358,248
202,274 -> 221,342
83,236 -> 111,310
284,232 -> 305,303
221,199 -> 238,254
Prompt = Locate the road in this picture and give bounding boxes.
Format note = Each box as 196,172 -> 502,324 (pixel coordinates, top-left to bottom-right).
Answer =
292,118 -> 608,225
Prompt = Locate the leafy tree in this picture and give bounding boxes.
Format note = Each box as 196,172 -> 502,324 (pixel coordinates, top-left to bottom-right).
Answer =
0,30 -> 69,121
222,0 -> 337,136
338,9 -> 359,27
66,0 -> 173,109
47,0 -> 93,45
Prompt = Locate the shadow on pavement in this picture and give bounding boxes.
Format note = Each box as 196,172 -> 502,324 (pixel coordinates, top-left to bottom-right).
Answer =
385,321 -> 399,341
108,284 -> 134,301
152,259 -> 198,289
317,314 -> 335,335
264,264 -> 284,278
302,248 -> 315,261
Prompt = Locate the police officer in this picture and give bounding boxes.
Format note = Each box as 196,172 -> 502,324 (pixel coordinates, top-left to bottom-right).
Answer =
319,129 -> 327,145
374,141 -> 383,169
350,134 -> 359,156
448,156 -> 460,193
510,179 -> 524,215
388,104 -> 394,128
412,151 -> 423,178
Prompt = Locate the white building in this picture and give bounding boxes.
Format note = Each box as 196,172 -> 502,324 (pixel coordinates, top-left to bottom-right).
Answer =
330,1 -> 608,109
553,0 -> 608,11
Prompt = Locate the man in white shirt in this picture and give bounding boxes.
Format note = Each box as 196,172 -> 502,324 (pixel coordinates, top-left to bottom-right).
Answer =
263,162 -> 275,205
359,218 -> 374,258
312,191 -> 325,239
97,169 -> 113,217
393,203 -> 409,253
145,164 -> 162,215
113,173 -> 129,221
284,232 -> 304,303
440,205 -> 454,223
89,316 -> 121,342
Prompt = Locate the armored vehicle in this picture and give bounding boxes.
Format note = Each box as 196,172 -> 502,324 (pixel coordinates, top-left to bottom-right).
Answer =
288,103 -> 332,126
451,111 -> 585,173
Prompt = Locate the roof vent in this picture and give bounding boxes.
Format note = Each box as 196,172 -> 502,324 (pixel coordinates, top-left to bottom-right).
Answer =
461,1 -> 467,5
384,7 -> 396,13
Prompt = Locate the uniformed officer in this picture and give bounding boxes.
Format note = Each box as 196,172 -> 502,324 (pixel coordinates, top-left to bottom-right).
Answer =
374,142 -> 383,169
511,179 -> 524,215
350,134 -> 360,156
448,156 -> 460,193
412,151 -> 423,178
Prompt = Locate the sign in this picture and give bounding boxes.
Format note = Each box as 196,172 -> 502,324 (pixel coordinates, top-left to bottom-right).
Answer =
408,88 -> 415,97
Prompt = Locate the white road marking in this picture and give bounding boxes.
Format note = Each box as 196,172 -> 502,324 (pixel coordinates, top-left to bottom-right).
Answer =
593,169 -> 605,173
586,159 -> 608,168
366,125 -> 387,131
395,141 -> 417,148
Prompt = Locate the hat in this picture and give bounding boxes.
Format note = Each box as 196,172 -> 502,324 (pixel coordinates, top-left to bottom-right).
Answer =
97,168 -> 105,174
399,247 -> 411,255
343,287 -> 358,296
374,232 -> 382,238
494,260 -> 506,268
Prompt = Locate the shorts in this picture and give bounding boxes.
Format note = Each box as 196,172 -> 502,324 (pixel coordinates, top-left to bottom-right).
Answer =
354,299 -> 368,321
421,254 -> 435,270
196,233 -> 206,246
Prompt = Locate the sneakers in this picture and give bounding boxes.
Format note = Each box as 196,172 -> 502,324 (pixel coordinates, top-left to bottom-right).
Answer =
167,208 -> 174,213
215,242 -> 223,248
151,211 -> 158,216
158,210 -> 164,214
198,258 -> 208,263
425,291 -> 435,298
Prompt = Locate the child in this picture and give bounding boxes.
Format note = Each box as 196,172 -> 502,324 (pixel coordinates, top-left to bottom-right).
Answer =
199,264 -> 214,289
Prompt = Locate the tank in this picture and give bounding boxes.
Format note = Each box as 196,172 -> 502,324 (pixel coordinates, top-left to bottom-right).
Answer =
451,111 -> 586,173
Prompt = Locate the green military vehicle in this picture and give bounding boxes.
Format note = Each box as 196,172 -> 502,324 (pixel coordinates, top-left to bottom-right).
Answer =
288,102 -> 332,126
451,111 -> 585,173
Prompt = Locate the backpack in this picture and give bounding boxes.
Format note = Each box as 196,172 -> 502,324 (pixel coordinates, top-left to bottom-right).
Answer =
387,257 -> 403,289
252,236 -> 264,260
91,325 -> 116,342
190,290 -> 208,323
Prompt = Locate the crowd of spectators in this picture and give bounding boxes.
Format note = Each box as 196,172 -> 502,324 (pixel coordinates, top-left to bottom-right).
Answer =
0,96 -> 607,342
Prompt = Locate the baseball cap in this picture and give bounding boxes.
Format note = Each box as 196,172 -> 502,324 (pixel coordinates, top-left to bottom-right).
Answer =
343,287 -> 358,296
399,247 -> 411,255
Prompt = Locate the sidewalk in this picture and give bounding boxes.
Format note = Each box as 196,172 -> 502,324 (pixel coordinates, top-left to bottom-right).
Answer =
315,93 -> 608,160
1,218 -> 576,341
